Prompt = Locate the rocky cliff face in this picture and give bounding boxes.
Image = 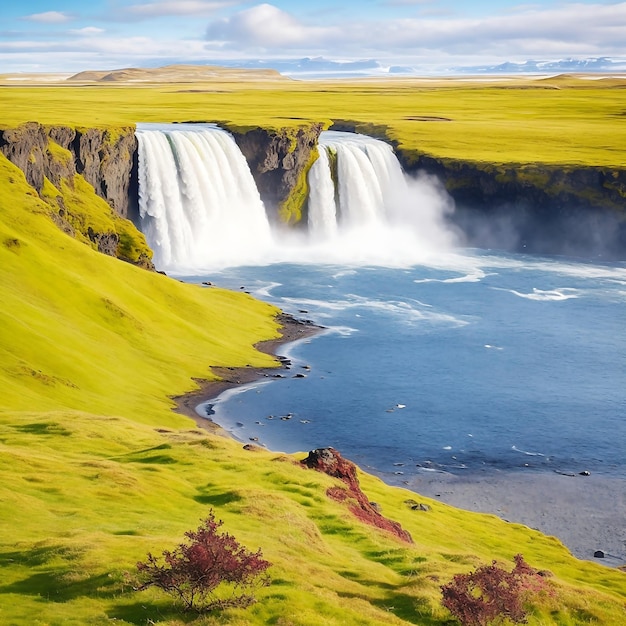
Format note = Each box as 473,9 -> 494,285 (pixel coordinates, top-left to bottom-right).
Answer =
405,154 -> 626,258
0,122 -> 152,268
4,119 -> 625,261
228,123 -> 323,226
0,122 -> 136,217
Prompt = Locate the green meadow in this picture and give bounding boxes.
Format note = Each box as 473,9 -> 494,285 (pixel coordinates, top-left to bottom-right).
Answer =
1,75 -> 626,624
1,74 -> 626,165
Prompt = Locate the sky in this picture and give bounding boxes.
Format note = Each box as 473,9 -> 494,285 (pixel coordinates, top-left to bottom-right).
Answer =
1,1 -> 626,74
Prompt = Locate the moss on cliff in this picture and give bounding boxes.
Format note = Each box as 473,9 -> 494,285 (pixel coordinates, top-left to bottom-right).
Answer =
1,123 -> 151,268
226,122 -> 323,226
278,144 -> 319,226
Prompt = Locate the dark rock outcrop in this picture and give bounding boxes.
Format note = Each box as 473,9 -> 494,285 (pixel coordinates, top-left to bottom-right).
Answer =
0,123 -> 136,217
403,154 -> 626,259
228,123 -> 323,225
73,127 -> 137,218
302,447 -> 413,543
0,122 -> 152,268
0,122 -> 50,191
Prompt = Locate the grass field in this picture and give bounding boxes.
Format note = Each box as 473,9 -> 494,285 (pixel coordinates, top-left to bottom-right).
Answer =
1,74 -> 626,166
1,72 -> 626,624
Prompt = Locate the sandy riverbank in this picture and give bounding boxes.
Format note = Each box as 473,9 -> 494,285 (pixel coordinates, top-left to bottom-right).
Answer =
405,470 -> 626,567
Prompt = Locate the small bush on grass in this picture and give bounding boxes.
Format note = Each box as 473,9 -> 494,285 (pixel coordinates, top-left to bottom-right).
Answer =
441,554 -> 552,626
136,510 -> 271,613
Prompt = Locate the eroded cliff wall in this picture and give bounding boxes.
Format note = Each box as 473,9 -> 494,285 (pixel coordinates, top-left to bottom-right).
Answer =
405,154 -> 626,258
228,122 -> 323,226
0,122 -> 152,267
4,120 -> 625,261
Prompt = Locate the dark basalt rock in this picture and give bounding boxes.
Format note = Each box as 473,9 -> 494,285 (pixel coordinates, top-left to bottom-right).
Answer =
229,122 -> 323,225
0,122 -> 151,268
0,123 -> 136,218
401,153 -> 626,260
73,127 -> 137,218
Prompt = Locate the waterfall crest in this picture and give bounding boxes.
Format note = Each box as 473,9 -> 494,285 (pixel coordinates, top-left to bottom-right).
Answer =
136,123 -> 272,271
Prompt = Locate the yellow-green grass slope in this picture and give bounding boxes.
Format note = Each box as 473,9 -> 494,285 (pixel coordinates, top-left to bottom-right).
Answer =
2,74 -> 626,166
1,152 -> 626,624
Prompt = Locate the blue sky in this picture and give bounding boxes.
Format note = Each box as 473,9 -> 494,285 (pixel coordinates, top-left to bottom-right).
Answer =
1,1 -> 625,74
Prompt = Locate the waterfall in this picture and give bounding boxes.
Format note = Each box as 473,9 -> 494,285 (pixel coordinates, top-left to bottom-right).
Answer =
306,146 -> 338,239
136,123 -> 272,271
309,131 -> 414,231
135,125 -> 456,271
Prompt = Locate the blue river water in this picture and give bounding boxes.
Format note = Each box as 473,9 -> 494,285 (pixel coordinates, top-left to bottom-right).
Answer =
181,249 -> 626,483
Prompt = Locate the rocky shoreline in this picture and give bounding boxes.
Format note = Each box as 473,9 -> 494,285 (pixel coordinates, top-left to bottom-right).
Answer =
172,312 -> 322,435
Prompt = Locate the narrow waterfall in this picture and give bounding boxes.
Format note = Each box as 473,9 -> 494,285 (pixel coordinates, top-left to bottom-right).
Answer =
136,123 -> 272,271
308,131 -> 412,232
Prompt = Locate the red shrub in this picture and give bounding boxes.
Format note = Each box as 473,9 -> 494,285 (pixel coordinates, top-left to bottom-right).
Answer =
136,510 -> 271,612
441,554 -> 549,626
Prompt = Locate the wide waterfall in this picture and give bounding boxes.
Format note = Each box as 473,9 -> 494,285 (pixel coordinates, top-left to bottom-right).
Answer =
136,125 -> 456,271
136,123 -> 272,270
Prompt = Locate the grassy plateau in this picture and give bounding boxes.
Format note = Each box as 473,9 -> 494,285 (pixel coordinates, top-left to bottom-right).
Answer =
0,71 -> 625,624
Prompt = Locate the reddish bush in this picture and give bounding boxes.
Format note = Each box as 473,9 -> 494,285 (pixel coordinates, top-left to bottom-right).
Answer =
303,447 -> 413,543
136,511 -> 271,612
441,554 -> 549,626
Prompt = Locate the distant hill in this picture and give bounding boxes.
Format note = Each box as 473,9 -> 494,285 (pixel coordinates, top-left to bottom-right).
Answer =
67,64 -> 287,83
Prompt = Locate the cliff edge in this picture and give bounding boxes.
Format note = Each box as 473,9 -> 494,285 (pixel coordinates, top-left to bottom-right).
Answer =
0,122 -> 153,268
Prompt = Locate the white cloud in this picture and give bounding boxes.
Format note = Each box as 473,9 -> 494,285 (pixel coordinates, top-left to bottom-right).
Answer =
125,1 -> 236,18
70,27 -> 106,35
204,2 -> 626,60
5,1 -> 626,74
206,3 -> 339,47
24,11 -> 72,24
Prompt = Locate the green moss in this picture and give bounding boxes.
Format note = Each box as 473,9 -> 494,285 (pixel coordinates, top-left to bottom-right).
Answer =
278,145 -> 319,225
46,139 -> 73,165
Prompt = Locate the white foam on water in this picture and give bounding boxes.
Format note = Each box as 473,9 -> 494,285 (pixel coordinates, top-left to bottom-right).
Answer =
511,446 -> 546,457
504,287 -> 582,301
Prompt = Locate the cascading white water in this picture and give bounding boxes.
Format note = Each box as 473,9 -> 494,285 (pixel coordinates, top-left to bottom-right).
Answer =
309,131 -> 408,229
135,125 -> 457,271
136,123 -> 272,271
308,131 -> 422,230
303,130 -> 458,263
306,146 -> 338,239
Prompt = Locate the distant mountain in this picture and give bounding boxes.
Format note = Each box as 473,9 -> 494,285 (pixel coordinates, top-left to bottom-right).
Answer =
456,57 -> 626,74
140,56 -> 626,79
146,57 -> 388,79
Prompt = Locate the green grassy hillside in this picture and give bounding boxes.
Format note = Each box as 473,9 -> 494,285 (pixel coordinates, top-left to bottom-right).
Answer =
1,76 -> 626,624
